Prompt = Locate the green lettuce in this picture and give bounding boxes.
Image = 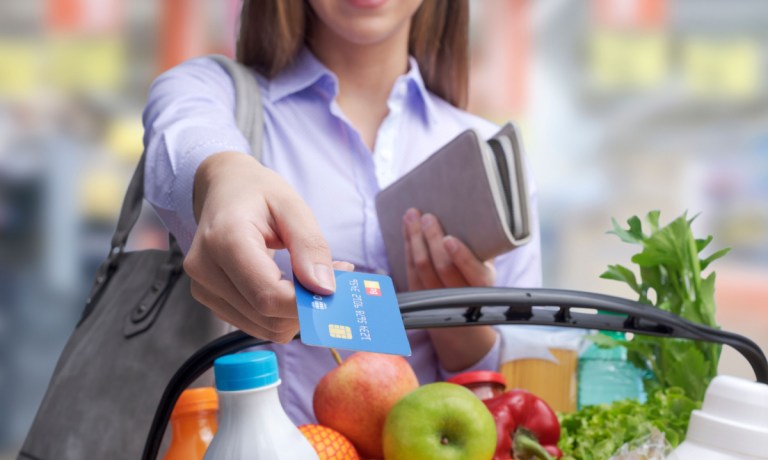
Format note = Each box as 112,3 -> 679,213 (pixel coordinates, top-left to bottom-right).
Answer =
558,388 -> 700,460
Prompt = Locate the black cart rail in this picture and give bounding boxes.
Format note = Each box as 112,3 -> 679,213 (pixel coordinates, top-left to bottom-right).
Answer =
142,287 -> 768,460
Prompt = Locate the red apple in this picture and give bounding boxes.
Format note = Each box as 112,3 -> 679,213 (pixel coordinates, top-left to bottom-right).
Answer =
313,352 -> 419,459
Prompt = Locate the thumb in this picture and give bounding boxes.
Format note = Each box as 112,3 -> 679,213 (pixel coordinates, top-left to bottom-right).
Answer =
273,198 -> 336,295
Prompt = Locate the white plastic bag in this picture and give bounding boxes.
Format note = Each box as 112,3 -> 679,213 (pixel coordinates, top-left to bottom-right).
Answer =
609,429 -> 678,460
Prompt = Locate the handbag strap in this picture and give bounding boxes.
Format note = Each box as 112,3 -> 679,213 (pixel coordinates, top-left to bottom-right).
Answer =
110,55 -> 264,255
209,54 -> 264,155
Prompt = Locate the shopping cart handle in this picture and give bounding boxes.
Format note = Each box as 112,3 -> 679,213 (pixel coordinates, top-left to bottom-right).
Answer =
142,287 -> 768,460
397,287 -> 768,381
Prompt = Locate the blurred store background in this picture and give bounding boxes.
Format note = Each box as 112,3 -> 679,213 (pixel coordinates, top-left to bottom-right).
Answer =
0,0 -> 766,456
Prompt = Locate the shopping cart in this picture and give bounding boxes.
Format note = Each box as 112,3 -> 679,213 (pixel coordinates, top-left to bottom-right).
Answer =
140,286 -> 768,460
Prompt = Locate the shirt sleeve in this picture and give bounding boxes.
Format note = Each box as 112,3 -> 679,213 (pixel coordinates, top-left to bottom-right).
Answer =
142,56 -> 253,253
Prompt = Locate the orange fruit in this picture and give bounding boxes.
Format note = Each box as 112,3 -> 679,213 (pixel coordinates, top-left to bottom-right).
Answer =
299,424 -> 361,460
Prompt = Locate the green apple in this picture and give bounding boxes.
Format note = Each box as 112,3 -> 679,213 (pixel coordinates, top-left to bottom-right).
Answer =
383,382 -> 497,460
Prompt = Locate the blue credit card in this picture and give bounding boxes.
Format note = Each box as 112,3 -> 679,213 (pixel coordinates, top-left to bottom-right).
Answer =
295,271 -> 411,356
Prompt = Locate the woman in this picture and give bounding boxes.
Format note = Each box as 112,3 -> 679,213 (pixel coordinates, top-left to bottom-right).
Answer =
143,0 -> 541,424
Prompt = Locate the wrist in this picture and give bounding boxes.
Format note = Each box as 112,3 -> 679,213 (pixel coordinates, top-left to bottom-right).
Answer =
193,151 -> 258,222
428,326 -> 498,372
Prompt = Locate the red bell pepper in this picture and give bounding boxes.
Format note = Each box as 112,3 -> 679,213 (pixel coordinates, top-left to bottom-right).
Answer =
483,389 -> 562,460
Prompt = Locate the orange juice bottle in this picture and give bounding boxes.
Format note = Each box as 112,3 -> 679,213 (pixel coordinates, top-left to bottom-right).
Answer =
164,387 -> 219,460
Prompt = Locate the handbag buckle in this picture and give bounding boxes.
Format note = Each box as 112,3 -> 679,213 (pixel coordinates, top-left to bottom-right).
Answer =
124,260 -> 181,338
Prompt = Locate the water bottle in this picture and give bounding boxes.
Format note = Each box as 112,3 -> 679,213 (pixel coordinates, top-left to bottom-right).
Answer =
203,351 -> 319,460
577,331 -> 645,408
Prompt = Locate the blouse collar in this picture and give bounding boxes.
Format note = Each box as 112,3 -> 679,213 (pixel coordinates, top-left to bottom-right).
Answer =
267,47 -> 437,125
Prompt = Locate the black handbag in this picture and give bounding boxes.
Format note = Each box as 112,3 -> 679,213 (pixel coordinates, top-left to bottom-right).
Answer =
19,55 -> 263,460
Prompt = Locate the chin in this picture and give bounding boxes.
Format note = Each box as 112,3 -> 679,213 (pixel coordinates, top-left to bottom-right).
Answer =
336,18 -> 409,46
309,0 -> 422,46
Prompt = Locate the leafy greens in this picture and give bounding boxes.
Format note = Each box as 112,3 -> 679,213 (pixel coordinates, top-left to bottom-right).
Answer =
558,388 -> 700,460
599,210 -> 728,402
558,211 -> 729,460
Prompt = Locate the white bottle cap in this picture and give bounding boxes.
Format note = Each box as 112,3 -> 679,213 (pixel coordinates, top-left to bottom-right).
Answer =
678,375 -> 768,459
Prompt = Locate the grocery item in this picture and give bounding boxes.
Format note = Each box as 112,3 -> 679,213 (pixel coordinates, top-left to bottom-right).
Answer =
577,331 -> 645,409
298,424 -> 360,460
313,351 -> 418,459
446,370 -> 507,400
483,389 -> 562,460
601,211 -> 726,402
608,429 -> 672,460
558,210 -> 732,460
558,388 -> 699,460
382,382 -> 497,460
203,351 -> 319,460
449,371 -> 562,459
672,375 -> 768,459
497,326 -> 586,413
164,387 -> 218,460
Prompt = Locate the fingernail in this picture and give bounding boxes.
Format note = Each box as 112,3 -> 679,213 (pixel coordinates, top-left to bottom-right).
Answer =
444,237 -> 458,254
314,264 -> 336,292
404,208 -> 419,223
421,215 -> 433,229
333,261 -> 355,272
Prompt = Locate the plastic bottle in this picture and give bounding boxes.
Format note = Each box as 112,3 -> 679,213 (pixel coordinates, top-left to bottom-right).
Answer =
164,387 -> 218,460
672,375 -> 768,460
203,350 -> 319,460
577,330 -> 645,408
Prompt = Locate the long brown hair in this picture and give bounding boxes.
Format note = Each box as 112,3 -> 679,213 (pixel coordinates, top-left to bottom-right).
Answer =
237,0 -> 469,108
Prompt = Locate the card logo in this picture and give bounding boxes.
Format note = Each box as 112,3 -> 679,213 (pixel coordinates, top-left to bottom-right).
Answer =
311,294 -> 327,310
328,324 -> 352,340
363,280 -> 381,296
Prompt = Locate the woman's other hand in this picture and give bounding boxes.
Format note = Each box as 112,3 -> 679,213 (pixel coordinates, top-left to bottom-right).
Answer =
402,207 -> 498,372
183,151 -> 344,343
403,208 -> 495,290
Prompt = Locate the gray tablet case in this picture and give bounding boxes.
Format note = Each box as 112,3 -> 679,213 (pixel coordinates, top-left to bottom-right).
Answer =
375,122 -> 532,291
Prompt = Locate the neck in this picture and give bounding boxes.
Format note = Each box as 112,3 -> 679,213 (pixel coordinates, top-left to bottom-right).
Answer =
307,19 -> 411,150
309,22 -> 411,104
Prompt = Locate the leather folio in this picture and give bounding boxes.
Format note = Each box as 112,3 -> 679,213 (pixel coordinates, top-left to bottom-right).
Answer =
376,123 -> 532,291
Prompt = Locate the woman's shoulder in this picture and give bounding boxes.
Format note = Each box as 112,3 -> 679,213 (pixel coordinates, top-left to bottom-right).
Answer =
156,55 -> 269,95
426,92 -> 500,140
